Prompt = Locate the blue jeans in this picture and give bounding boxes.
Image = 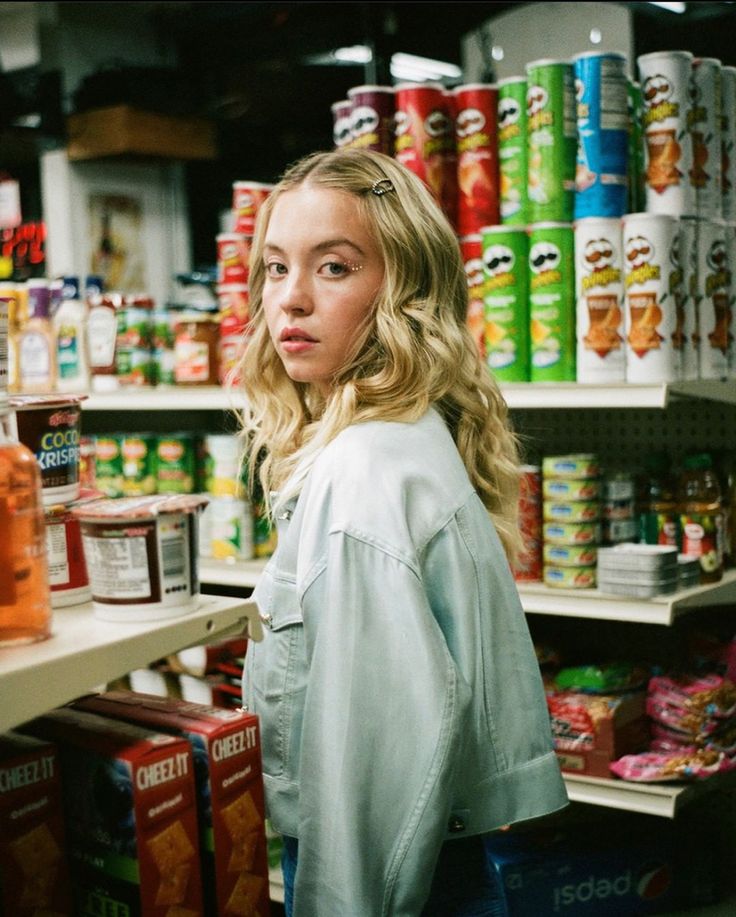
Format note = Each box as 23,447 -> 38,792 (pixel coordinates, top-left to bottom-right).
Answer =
281,834 -> 508,916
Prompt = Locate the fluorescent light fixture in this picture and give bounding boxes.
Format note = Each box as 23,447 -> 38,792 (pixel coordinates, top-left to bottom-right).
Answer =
390,52 -> 462,81
590,27 -> 602,43
333,44 -> 372,64
492,45 -> 505,61
647,1 -> 686,12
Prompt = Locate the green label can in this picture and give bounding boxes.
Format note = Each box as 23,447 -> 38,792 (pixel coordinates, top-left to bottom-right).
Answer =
526,59 -> 577,223
156,433 -> 197,494
121,433 -> 158,496
529,222 -> 576,381
481,224 -> 530,381
93,434 -> 124,498
498,76 -> 528,224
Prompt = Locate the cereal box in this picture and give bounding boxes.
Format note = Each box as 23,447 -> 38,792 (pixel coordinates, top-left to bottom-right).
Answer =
21,706 -> 204,916
73,691 -> 270,917
0,730 -> 73,915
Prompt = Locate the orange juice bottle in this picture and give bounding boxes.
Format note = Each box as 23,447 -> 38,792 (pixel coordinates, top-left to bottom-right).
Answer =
0,394 -> 52,645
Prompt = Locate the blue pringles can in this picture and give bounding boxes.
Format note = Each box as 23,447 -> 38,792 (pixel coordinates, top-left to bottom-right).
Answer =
573,51 -> 629,218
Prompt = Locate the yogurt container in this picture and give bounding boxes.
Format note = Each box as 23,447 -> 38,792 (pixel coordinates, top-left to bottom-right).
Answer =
44,495 -> 94,608
72,494 -> 209,621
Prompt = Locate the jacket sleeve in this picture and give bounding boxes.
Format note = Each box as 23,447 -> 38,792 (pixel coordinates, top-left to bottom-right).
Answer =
293,530 -> 473,917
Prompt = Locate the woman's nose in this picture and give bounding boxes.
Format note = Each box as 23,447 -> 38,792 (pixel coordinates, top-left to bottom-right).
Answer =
280,270 -> 314,314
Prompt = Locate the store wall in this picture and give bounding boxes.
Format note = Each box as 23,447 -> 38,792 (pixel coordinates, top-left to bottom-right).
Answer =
461,1 -> 634,81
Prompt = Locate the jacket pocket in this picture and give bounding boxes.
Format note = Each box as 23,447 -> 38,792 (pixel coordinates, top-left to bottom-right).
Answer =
245,571 -> 306,778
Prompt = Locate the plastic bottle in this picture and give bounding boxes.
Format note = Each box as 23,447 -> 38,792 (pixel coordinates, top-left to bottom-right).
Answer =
18,280 -> 56,394
0,394 -> 52,645
637,452 -> 679,547
677,452 -> 724,584
53,276 -> 90,392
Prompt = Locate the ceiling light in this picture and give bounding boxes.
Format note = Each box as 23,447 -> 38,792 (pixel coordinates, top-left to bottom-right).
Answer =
333,45 -> 373,65
390,52 -> 462,82
492,45 -> 505,61
647,1 -> 686,12
590,27 -> 602,43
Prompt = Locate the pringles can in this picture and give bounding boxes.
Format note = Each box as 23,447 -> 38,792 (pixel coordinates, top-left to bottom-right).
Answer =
528,222 -> 576,381
679,215 -> 701,380
514,465 -> 543,583
698,218 -> 731,379
690,57 -> 722,218
637,50 -> 694,216
331,99 -> 353,149
622,212 -> 679,382
627,80 -> 646,214
347,85 -> 395,155
498,76 -> 529,225
481,225 -> 529,381
216,233 -> 251,285
526,59 -> 577,223
232,182 -> 272,236
460,234 -> 487,360
453,83 -> 500,235
573,51 -> 629,218
574,217 -> 625,383
721,66 -> 736,221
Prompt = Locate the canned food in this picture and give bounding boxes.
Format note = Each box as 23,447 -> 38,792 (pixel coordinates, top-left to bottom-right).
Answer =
543,521 -> 601,545
174,314 -> 220,386
232,181 -> 272,235
202,434 -> 243,497
544,565 -> 597,589
543,543 -> 597,567
526,59 -> 577,223
331,99 -> 353,149
216,233 -> 251,285
94,434 -> 124,497
574,217 -> 625,383
543,478 -> 600,501
513,538 -> 543,583
460,234 -> 487,359
690,57 -> 722,218
453,84 -> 500,235
253,499 -> 277,558
529,222 -> 576,381
156,433 -> 198,494
519,465 -> 542,502
45,501 -> 91,607
498,77 -> 528,224
121,433 -> 157,497
217,284 -> 249,323
481,225 -> 529,380
543,454 -> 600,479
201,495 -> 253,561
347,85 -> 395,155
543,500 -> 601,523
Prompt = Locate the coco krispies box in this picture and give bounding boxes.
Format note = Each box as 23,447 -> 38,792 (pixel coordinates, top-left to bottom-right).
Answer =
0,730 -> 73,915
22,706 -> 204,916
73,691 -> 270,917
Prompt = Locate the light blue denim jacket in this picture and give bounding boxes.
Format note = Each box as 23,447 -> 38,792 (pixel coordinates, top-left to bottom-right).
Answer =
243,407 -> 568,916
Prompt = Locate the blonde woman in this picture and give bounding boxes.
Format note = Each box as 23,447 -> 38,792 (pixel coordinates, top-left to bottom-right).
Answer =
240,149 -> 567,916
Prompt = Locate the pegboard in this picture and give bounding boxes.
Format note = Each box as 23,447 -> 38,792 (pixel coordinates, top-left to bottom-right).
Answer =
511,398 -> 736,471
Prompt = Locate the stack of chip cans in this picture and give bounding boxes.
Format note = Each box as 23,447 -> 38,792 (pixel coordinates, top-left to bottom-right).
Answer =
514,465 -> 543,583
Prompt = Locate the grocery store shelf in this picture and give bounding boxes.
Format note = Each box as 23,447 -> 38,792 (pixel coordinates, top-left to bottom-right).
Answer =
81,386 -> 244,411
500,380 -> 736,409
200,557 -> 267,589
0,594 -> 261,734
519,569 -> 736,625
563,772 -> 726,818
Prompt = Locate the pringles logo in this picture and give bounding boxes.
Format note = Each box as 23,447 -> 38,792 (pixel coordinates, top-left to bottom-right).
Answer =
483,244 -> 516,290
527,84 -> 552,133
498,96 -> 521,142
581,238 -> 620,291
642,74 -> 678,125
529,241 -> 561,289
625,234 -> 661,287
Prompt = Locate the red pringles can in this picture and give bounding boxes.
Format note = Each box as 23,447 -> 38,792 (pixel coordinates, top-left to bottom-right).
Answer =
331,99 -> 354,149
395,82 -> 457,226
515,465 -> 543,583
347,85 -> 395,155
216,233 -> 251,285
459,234 -> 486,359
453,83 -> 500,235
232,182 -> 272,235
217,283 -> 249,323
219,312 -> 250,387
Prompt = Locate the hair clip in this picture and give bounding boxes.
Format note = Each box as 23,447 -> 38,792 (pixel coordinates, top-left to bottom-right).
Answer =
371,178 -> 395,196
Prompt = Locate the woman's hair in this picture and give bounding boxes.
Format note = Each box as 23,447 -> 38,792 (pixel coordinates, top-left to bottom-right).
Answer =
239,148 -> 522,560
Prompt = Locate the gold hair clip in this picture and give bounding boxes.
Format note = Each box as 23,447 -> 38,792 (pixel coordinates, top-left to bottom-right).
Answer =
371,178 -> 395,196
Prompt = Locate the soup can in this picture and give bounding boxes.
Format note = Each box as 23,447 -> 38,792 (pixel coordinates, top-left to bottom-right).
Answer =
453,83 -> 500,235
498,76 -> 528,225
528,222 -> 576,381
481,225 -> 529,380
690,57 -> 722,218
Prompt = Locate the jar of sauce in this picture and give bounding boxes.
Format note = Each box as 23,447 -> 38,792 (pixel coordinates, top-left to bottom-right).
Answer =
174,314 -> 220,385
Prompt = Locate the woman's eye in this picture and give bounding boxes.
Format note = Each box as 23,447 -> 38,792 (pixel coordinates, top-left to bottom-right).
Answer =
320,261 -> 349,277
265,261 -> 287,278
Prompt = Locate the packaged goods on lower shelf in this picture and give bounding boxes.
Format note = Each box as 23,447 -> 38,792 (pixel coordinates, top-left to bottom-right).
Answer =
71,691 -> 270,917
0,731 -> 73,915
21,706 -> 205,915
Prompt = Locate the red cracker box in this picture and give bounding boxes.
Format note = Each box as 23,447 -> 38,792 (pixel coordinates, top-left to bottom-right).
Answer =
73,691 -> 270,917
21,706 -> 204,916
0,731 -> 73,915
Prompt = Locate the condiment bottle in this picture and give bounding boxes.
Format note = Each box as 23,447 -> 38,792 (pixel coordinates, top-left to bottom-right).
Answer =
677,452 -> 724,584
53,275 -> 90,392
637,452 -> 679,547
18,280 -> 56,394
0,394 -> 52,645
87,291 -> 122,391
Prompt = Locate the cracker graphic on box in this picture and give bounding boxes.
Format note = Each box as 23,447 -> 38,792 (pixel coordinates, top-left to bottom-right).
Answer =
225,870 -> 268,916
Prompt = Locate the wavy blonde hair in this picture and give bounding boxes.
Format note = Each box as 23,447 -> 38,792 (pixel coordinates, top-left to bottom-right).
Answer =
239,148 -> 522,560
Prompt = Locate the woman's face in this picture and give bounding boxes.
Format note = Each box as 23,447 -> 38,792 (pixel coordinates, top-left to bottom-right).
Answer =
261,184 -> 385,395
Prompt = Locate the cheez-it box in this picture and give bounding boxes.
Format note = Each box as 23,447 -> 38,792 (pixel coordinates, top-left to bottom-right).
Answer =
21,706 -> 204,916
0,730 -> 73,915
73,690 -> 270,917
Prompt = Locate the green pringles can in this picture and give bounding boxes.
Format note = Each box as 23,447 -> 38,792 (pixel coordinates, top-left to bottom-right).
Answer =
498,76 -> 529,225
529,222 -> 576,381
526,59 -> 577,223
481,224 -> 530,381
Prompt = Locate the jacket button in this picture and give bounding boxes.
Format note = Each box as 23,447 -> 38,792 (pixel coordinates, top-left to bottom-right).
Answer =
448,815 -> 466,833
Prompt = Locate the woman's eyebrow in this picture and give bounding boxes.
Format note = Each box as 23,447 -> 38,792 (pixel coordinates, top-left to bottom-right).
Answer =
263,238 -> 365,256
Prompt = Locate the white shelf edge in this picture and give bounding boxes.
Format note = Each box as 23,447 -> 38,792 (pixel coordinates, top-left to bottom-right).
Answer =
200,558 -> 267,589
0,594 -> 260,735
81,386 -> 244,411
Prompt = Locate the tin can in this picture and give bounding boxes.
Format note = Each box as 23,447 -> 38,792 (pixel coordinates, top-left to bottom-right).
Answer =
698,218 -> 731,379
216,233 -> 251,285
573,51 -> 629,219
721,66 -> 736,221
202,434 -> 242,497
202,496 -> 253,561
498,77 -> 528,225
543,500 -> 600,523
94,433 -> 124,498
574,216 -> 625,382
481,225 -> 529,380
156,433 -> 198,494
627,80 -> 647,214
526,59 -> 577,223
543,453 -> 600,479
622,212 -> 679,382
453,84 -> 500,235
543,477 -> 600,501
121,433 -> 158,496
637,50 -> 694,216
690,57 -> 722,218
151,307 -> 176,386
528,222 -> 576,381
516,464 -> 543,583
232,181 -> 272,236
543,521 -> 601,545
679,215 -> 701,380
253,499 -> 277,558
460,234 -> 487,359
79,435 -> 96,490
543,543 -> 597,567
544,565 -> 597,589
217,283 -> 249,323
394,83 -> 456,223
116,299 -> 153,386
347,85 -> 395,155
331,99 -> 353,149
